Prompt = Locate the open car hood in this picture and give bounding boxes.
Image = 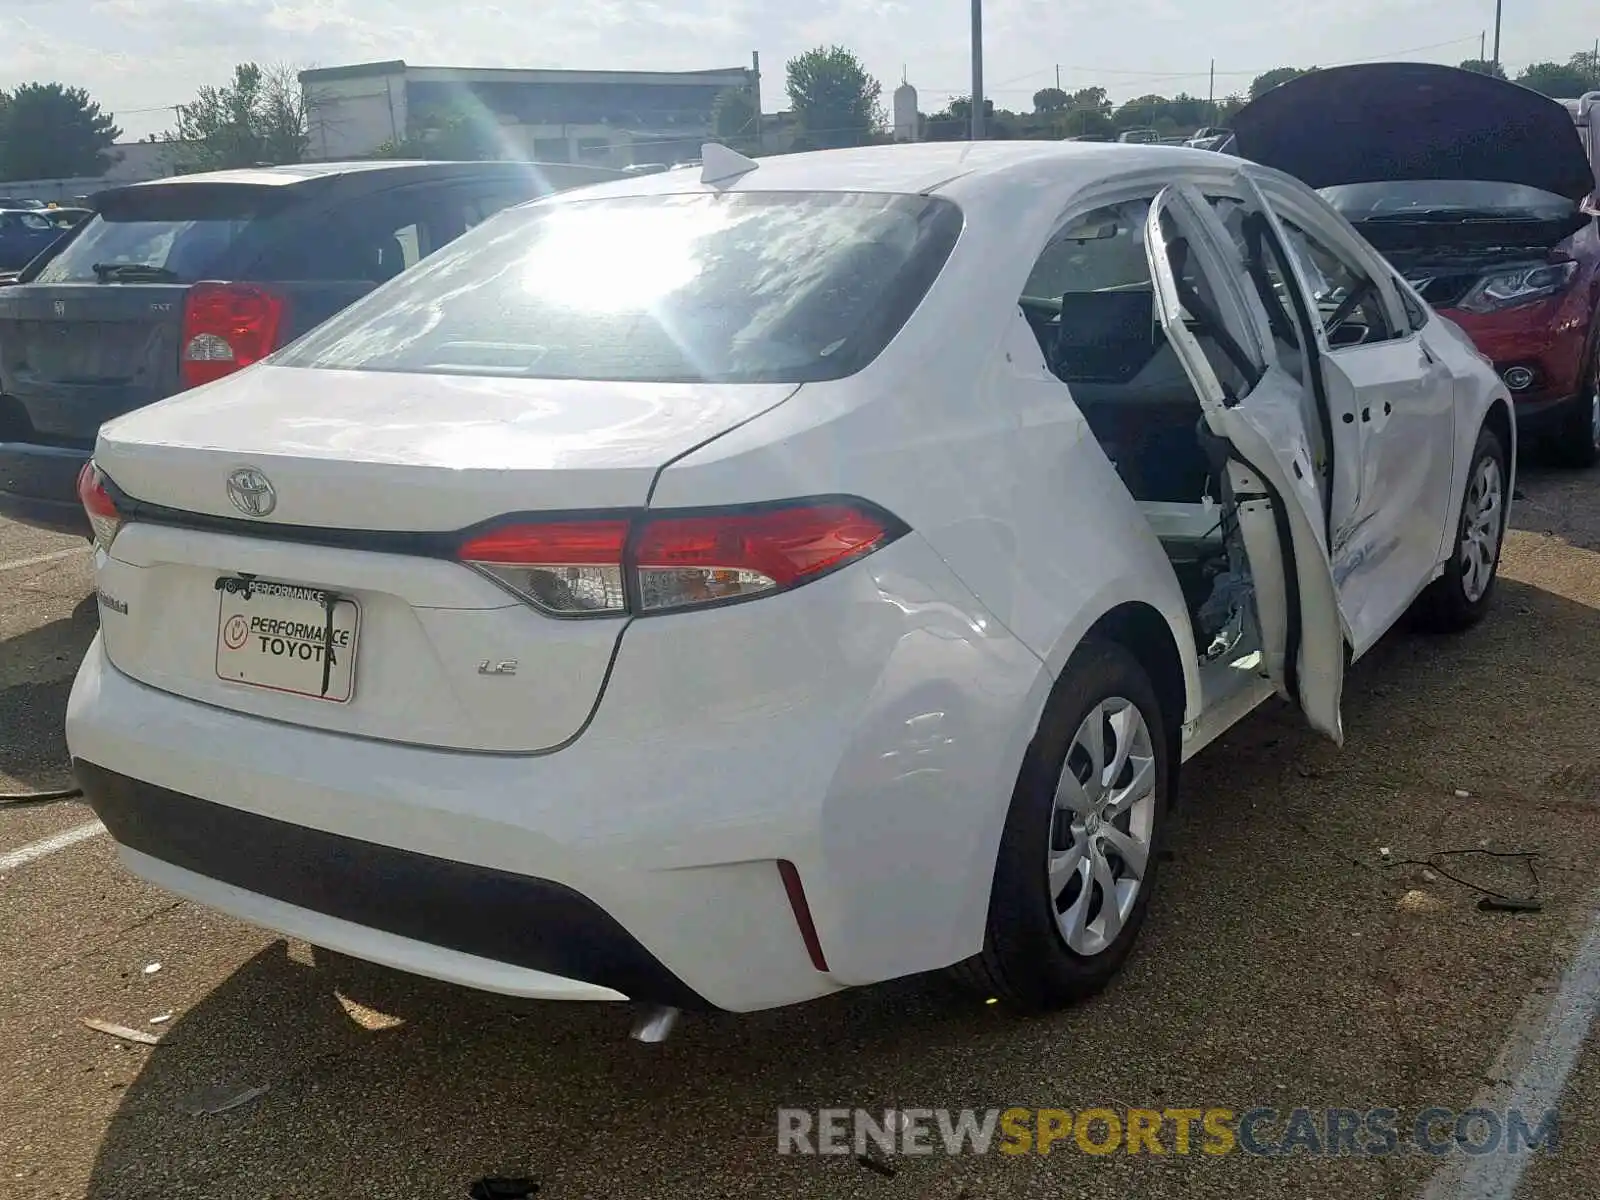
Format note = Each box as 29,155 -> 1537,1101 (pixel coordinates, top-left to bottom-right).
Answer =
1228,63 -> 1596,203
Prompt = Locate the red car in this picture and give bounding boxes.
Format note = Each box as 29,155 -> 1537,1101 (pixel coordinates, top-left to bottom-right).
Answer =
1229,63 -> 1600,466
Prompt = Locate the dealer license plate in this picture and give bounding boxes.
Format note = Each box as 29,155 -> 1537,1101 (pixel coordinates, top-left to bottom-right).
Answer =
214,576 -> 361,703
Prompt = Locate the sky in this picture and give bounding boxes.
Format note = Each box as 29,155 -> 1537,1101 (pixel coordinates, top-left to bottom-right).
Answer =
2,0 -> 1597,141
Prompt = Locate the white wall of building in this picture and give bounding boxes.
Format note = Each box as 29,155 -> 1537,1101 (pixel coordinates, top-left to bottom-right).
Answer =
300,60 -> 753,165
302,64 -> 409,160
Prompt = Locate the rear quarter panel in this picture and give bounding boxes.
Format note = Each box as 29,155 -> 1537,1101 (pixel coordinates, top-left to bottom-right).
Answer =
1420,306 -> 1518,563
648,193 -> 1206,977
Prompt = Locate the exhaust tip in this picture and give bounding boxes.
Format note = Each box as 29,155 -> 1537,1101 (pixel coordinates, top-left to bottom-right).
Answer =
629,1005 -> 681,1043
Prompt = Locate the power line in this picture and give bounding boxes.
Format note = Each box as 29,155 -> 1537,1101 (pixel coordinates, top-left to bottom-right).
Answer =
919,32 -> 1486,97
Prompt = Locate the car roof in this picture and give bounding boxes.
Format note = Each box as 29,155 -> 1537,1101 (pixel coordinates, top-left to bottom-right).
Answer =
94,160 -> 624,207
534,141 -> 1231,207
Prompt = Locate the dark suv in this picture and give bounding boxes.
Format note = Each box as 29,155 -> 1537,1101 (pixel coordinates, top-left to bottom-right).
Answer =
0,159 -> 621,536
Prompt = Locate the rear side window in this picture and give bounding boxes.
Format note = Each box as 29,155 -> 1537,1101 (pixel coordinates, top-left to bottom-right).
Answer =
274,191 -> 965,384
30,186 -> 288,284
2,212 -> 54,232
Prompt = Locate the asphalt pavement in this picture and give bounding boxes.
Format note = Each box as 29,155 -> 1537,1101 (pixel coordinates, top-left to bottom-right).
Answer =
3,464 -> 1600,1200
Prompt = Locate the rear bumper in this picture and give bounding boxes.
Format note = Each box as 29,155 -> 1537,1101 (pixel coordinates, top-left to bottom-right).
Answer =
75,759 -> 707,1008
0,441 -> 89,536
66,534 -> 1050,1011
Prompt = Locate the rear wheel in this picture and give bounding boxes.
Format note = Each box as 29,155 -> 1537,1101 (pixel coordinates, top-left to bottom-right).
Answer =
950,640 -> 1172,1012
1411,423 -> 1508,633
1548,336 -> 1600,469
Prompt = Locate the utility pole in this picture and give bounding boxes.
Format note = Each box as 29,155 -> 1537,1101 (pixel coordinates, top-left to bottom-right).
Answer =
1208,59 -> 1216,120
1480,30 -> 1486,63
1491,0 -> 1502,73
970,0 -> 985,140
1056,64 -> 1061,91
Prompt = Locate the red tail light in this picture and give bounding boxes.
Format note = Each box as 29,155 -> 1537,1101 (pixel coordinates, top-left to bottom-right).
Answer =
180,282 -> 288,389
76,461 -> 123,551
457,499 -> 905,617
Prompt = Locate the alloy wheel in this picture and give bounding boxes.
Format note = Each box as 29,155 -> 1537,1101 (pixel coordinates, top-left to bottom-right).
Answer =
1460,454 -> 1504,604
1048,697 -> 1157,956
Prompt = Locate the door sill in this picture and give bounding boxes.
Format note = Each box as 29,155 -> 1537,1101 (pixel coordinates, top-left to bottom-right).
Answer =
1181,672 -> 1277,762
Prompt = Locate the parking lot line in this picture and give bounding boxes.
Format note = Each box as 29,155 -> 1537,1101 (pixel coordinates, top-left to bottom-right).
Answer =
1421,893 -> 1600,1200
0,546 -> 87,573
0,820 -> 105,872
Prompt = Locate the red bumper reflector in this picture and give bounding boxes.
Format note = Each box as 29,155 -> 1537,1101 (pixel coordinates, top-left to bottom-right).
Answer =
777,860 -> 829,973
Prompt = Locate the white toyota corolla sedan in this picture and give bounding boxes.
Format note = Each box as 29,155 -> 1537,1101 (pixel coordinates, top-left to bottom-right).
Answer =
66,141 -> 1513,1023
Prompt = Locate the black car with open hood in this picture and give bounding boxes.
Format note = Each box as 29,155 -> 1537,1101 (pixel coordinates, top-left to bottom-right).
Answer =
1225,63 -> 1596,259
1226,62 -> 1600,466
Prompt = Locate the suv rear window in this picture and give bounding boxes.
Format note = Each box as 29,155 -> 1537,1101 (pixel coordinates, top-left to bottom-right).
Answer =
273,191 -> 964,384
30,186 -> 289,284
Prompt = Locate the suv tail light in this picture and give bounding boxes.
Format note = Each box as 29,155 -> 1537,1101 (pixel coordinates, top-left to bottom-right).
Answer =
457,499 -> 906,617
77,461 -> 123,551
180,282 -> 288,389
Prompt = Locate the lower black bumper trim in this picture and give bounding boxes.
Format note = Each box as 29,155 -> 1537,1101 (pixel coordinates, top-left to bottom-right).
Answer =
73,760 -> 713,1011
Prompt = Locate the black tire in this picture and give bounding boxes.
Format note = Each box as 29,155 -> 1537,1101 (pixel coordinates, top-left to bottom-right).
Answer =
1411,422 -> 1509,633
1547,335 -> 1600,469
949,639 -> 1174,1012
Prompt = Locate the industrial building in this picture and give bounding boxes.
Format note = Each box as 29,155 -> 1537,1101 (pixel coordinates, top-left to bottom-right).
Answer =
299,58 -> 762,167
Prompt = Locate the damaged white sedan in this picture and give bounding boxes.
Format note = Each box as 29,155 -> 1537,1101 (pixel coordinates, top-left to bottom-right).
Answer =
67,141 -> 1512,1022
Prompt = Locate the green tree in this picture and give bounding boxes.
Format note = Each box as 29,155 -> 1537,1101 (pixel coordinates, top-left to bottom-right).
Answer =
1213,95 -> 1247,125
1113,93 -> 1172,131
1457,59 -> 1509,80
1248,67 -> 1316,99
1032,87 -> 1069,114
785,46 -> 883,149
374,104 -> 506,161
1062,86 -> 1114,137
712,87 -> 759,150
1516,57 -> 1599,98
0,83 -> 120,181
170,63 -> 307,172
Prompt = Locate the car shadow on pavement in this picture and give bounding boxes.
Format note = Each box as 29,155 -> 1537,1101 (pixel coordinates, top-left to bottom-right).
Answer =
0,592 -> 96,790
81,573 -> 1600,1200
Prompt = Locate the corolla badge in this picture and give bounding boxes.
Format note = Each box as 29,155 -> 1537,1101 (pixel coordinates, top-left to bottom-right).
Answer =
226,467 -> 277,517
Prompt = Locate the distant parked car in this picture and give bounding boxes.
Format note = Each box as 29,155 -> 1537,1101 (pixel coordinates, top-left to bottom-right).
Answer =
0,159 -> 623,536
0,209 -> 65,271
0,197 -> 46,210
1184,128 -> 1233,151
43,206 -> 93,231
1227,63 -> 1600,466
1117,128 -> 1160,145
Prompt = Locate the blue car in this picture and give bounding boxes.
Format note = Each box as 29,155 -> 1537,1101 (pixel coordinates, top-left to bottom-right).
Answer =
0,209 -> 65,272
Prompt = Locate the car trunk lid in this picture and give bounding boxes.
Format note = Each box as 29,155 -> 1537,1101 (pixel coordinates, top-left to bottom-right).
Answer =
95,364 -> 799,526
90,365 -> 800,752
0,283 -> 191,443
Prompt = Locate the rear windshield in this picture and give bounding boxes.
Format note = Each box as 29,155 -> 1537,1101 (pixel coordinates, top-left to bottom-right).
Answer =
29,187 -> 287,284
273,191 -> 964,384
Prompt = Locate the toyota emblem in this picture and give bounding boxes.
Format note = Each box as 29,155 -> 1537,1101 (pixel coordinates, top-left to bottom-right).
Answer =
226,467 -> 277,517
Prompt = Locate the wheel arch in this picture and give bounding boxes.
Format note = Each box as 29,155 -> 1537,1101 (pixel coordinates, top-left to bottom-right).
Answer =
1081,601 -> 1190,772
1483,394 -> 1515,471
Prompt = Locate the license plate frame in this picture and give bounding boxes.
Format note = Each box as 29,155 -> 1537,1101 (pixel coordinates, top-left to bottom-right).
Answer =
214,575 -> 361,703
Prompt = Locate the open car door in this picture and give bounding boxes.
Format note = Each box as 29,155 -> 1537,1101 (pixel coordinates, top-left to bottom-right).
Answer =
1143,183 -> 1349,744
